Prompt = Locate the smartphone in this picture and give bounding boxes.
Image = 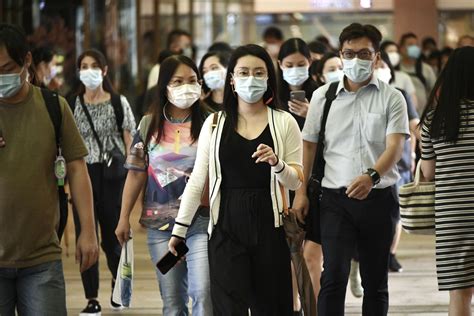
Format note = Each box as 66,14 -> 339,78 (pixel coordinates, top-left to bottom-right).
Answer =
290,90 -> 306,102
156,241 -> 189,275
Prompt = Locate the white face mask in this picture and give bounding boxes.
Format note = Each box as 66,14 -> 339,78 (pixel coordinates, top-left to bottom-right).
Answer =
387,52 -> 400,67
342,58 -> 373,83
323,69 -> 344,83
79,69 -> 103,90
167,83 -> 201,109
204,69 -> 226,91
282,66 -> 309,86
375,67 -> 392,84
233,76 -> 268,104
0,68 -> 25,98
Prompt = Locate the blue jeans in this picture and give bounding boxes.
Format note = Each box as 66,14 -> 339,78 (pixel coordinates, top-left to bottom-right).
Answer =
147,215 -> 212,316
0,260 -> 66,316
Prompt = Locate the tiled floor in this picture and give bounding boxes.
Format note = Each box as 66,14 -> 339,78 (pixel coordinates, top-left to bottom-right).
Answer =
63,212 -> 449,315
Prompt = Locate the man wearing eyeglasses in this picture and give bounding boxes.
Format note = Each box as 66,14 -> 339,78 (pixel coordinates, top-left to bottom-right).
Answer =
294,23 -> 409,315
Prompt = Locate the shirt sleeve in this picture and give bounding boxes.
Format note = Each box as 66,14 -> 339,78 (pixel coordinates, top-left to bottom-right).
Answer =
401,72 -> 416,95
424,63 -> 437,91
386,89 -> 410,138
58,96 -> 89,162
403,90 -> 419,121
421,114 -> 436,160
302,86 -> 327,143
120,95 -> 137,134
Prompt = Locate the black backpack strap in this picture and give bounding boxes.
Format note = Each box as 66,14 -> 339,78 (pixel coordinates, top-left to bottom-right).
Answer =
313,81 -> 339,181
41,89 -> 62,153
111,93 -> 124,135
66,94 -> 77,114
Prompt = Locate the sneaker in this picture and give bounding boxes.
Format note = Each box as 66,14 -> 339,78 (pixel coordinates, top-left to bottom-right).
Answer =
79,299 -> 101,316
389,253 -> 403,272
349,260 -> 364,298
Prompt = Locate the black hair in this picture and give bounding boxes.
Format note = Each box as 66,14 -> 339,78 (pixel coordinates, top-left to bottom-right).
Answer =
199,51 -> 231,93
399,32 -> 418,47
308,40 -> 328,55
263,26 -> 283,41
208,42 -> 233,53
145,55 -> 206,146
339,23 -> 382,51
422,36 -> 437,49
0,23 -> 28,67
75,49 -> 115,96
314,52 -> 340,86
380,40 -> 398,53
379,50 -> 396,84
315,35 -> 330,47
223,44 -> 280,130
157,49 -> 176,64
277,38 -> 312,100
309,60 -> 319,77
166,29 -> 191,49
32,46 -> 54,66
420,46 -> 474,142
440,46 -> 454,58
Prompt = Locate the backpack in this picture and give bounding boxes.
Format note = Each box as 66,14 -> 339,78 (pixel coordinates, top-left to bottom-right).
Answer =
41,89 -> 68,241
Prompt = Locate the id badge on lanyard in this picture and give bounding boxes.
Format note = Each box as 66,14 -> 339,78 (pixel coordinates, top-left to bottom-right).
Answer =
54,147 -> 67,186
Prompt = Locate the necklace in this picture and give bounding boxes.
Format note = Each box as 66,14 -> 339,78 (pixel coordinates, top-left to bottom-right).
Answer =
163,103 -> 191,123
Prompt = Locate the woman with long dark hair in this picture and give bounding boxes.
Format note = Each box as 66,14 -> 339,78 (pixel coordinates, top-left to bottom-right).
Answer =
71,49 -> 136,314
199,50 -> 231,111
115,55 -> 212,315
420,46 -> 474,316
168,44 -> 303,314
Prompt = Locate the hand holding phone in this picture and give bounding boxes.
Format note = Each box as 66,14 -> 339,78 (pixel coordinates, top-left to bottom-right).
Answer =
157,240 -> 189,275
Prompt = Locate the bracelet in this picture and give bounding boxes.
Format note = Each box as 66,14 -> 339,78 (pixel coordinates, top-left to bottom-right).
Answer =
270,155 -> 279,167
275,162 -> 286,174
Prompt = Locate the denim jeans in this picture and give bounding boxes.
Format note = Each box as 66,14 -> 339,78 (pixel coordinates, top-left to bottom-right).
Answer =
0,260 -> 67,316
147,215 -> 212,316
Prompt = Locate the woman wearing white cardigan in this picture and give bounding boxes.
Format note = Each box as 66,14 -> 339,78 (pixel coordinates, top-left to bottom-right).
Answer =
169,44 -> 303,315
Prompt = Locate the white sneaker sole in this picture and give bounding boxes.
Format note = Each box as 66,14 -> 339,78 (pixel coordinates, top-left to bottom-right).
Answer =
79,312 -> 101,316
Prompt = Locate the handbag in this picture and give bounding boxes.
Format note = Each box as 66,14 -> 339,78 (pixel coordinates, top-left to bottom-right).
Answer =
79,95 -> 127,180
306,82 -> 339,243
398,161 -> 435,235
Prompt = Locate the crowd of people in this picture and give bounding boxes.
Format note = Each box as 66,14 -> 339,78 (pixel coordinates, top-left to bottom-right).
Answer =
0,19 -> 473,316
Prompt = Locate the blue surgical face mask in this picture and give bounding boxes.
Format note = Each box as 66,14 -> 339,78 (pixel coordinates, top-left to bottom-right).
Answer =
204,69 -> 226,90
282,66 -> 309,86
233,76 -> 268,104
323,69 -> 344,83
407,45 -> 421,59
342,58 -> 373,83
0,68 -> 25,99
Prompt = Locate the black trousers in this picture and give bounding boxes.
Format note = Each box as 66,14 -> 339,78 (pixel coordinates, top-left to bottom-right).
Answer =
317,187 -> 397,316
73,163 -> 124,299
208,189 -> 293,316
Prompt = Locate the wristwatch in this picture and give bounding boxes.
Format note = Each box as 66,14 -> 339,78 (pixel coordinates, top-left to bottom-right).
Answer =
364,168 -> 381,186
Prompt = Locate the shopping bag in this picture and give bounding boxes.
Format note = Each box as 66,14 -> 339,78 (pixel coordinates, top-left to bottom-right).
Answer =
113,235 -> 134,307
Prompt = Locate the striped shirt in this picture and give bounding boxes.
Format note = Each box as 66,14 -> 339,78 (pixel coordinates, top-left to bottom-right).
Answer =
421,99 -> 474,290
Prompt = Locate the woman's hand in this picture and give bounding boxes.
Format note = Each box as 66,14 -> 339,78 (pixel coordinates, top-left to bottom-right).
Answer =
288,98 -> 309,118
252,144 -> 278,166
115,217 -> 131,247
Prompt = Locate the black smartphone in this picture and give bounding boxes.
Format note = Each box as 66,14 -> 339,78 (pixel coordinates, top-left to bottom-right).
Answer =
290,90 -> 306,102
156,241 -> 189,275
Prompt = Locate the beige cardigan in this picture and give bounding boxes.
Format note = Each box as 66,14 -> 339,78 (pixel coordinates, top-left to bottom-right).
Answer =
172,108 -> 303,239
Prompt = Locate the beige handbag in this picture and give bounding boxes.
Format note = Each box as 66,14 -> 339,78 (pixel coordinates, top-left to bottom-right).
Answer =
398,161 -> 435,235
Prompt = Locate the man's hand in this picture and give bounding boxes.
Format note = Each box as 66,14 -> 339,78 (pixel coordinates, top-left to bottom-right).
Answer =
346,174 -> 373,200
76,230 -> 98,273
292,192 -> 309,224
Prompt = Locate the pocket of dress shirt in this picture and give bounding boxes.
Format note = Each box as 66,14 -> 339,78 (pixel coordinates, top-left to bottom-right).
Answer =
366,113 -> 386,143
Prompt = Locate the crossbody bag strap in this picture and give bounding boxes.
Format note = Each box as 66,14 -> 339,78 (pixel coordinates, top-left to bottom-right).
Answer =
79,94 -> 104,156
313,81 -> 339,181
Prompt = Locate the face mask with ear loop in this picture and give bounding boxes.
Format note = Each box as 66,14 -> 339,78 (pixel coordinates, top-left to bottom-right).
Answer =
0,67 -> 26,98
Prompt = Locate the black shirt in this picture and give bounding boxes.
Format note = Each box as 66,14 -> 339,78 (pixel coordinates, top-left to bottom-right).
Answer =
219,120 -> 274,189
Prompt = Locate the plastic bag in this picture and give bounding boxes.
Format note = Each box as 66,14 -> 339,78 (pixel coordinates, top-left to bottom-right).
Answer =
112,235 -> 134,308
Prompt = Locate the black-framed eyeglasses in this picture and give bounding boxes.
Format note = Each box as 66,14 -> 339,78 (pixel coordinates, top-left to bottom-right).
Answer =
341,49 -> 376,60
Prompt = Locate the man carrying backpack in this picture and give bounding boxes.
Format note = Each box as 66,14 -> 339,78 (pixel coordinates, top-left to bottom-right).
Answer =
0,23 -> 98,315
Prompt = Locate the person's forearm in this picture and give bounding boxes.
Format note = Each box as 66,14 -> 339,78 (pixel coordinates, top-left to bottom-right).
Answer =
296,140 -> 317,195
123,131 -> 132,157
67,159 -> 95,234
120,171 -> 147,220
373,138 -> 405,177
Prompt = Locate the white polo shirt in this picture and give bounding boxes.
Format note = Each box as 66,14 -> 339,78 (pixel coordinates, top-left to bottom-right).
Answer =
302,75 -> 410,189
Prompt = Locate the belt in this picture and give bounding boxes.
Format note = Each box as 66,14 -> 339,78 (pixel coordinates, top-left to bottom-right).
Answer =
323,186 -> 392,198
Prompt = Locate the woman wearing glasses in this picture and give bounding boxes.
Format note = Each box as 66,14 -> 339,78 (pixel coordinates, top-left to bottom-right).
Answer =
169,44 -> 303,314
115,55 -> 212,315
